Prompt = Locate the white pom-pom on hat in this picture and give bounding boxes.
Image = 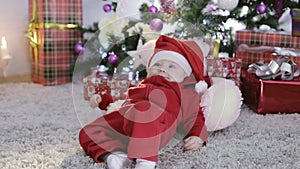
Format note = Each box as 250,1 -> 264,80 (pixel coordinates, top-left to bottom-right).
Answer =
195,80 -> 208,94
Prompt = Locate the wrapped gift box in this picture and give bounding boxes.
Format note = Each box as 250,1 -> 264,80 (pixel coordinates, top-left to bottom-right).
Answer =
235,30 -> 300,49
241,70 -> 300,114
291,8 -> 300,37
83,75 -> 132,102
206,56 -> 242,78
206,56 -> 242,86
235,51 -> 300,69
28,0 -> 82,85
235,30 -> 300,70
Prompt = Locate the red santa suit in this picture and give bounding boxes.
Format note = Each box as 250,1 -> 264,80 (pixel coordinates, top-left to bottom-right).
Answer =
79,75 -> 207,162
79,35 -> 210,163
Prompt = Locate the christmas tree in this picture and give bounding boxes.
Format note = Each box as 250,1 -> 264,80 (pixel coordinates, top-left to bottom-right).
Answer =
75,0 -> 300,78
175,0 -> 299,56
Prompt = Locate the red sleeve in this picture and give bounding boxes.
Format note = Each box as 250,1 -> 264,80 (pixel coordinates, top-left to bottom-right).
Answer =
186,108 -> 208,143
97,93 -> 113,110
204,76 -> 212,88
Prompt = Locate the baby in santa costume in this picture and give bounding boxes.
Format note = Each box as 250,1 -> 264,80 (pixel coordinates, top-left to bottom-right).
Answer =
79,35 -> 210,169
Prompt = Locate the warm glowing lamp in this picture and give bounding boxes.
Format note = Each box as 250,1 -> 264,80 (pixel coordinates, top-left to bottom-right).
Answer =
0,36 -> 12,77
1,36 -> 12,60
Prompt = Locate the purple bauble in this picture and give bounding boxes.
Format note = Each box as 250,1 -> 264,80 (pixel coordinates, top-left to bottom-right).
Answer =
150,18 -> 163,32
257,3 -> 267,14
74,42 -> 85,54
148,5 -> 158,14
108,54 -> 119,64
103,4 -> 112,13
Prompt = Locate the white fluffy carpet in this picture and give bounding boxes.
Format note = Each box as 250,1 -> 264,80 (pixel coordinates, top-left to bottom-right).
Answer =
0,82 -> 299,169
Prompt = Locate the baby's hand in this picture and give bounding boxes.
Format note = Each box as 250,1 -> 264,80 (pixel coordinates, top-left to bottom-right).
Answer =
182,136 -> 204,152
89,94 -> 102,108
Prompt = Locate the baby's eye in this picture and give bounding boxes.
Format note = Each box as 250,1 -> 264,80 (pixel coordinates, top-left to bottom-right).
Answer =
168,64 -> 176,69
155,63 -> 160,66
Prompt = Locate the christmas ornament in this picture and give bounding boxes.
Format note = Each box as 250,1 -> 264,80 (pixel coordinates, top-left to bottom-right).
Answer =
74,41 -> 85,54
257,3 -> 267,14
217,0 -> 239,11
207,3 -> 218,15
95,65 -> 109,79
175,21 -> 185,32
150,18 -> 163,32
108,53 -> 119,64
148,5 -> 158,14
103,4 -> 112,13
160,0 -> 177,14
115,0 -> 147,20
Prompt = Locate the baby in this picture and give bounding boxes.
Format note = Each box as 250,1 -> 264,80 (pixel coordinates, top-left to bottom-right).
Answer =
79,35 -> 210,169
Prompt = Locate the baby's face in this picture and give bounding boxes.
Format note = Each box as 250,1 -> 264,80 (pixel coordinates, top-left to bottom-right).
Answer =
148,59 -> 187,83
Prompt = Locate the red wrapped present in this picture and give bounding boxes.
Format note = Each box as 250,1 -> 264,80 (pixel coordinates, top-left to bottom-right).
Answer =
83,75 -> 132,102
241,70 -> 300,114
206,56 -> 242,86
27,0 -> 82,85
235,30 -> 300,49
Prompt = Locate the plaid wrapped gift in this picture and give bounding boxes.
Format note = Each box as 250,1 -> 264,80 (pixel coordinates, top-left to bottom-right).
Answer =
27,0 -> 82,85
291,8 -> 300,37
83,75 -> 132,102
235,51 -> 300,70
235,30 -> 300,49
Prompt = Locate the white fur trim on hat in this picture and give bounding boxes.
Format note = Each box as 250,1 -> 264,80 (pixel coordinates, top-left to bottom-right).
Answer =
148,50 -> 192,76
195,80 -> 208,94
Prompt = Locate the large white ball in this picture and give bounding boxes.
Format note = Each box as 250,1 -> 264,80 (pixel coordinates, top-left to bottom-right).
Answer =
217,0 -> 239,11
200,77 -> 242,131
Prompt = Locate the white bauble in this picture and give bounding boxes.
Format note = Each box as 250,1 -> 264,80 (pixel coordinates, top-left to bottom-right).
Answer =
116,0 -> 149,19
217,0 -> 239,11
200,77 -> 242,131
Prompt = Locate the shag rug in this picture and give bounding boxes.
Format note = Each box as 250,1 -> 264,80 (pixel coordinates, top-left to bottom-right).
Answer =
0,82 -> 299,169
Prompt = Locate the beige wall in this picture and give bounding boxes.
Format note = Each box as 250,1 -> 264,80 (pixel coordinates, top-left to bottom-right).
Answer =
0,0 -> 30,77
0,0 -> 107,80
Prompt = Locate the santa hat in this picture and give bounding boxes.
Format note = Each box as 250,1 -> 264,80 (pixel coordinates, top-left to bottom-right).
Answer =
147,35 -> 207,93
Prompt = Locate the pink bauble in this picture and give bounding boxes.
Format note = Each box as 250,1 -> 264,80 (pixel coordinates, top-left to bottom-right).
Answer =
74,42 -> 85,54
108,54 -> 119,64
103,4 -> 112,13
148,5 -> 158,14
257,3 -> 267,14
150,18 -> 163,32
